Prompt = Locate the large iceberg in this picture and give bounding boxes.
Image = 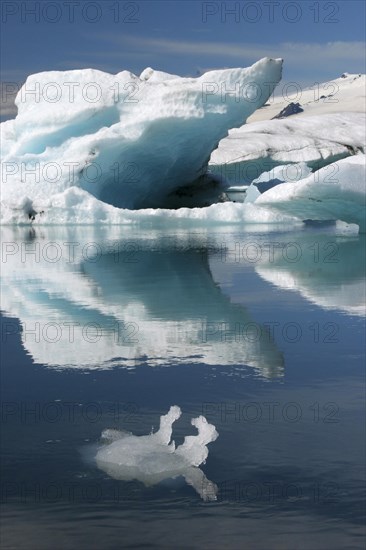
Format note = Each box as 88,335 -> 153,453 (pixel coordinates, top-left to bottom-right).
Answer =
0,57 -> 282,214
1,61 -> 365,232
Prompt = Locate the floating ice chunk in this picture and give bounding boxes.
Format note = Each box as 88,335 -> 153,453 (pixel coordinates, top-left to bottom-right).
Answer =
100,428 -> 132,443
256,155 -> 366,232
96,406 -> 219,501
175,415 -> 219,467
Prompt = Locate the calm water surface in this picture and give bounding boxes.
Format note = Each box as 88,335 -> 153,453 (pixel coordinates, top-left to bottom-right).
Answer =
1,224 -> 365,549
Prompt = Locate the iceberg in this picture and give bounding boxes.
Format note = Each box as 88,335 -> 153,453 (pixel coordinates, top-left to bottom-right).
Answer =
95,406 -> 219,501
210,112 -> 366,185
255,155 -> 366,232
0,57 -> 283,216
211,72 -> 365,196
1,61 -> 365,232
247,73 -> 366,123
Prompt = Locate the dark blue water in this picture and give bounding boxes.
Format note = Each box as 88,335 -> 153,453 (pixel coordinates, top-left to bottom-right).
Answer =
1,224 -> 365,549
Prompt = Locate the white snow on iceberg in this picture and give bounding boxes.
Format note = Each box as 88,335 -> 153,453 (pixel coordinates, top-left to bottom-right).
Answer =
255,155 -> 366,232
210,112 -> 365,185
95,406 -> 219,501
247,73 -> 366,123
0,184 -> 299,227
0,57 -> 282,213
1,62 -> 365,232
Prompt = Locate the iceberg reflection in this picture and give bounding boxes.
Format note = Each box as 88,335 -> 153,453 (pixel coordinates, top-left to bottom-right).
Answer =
0,227 -> 284,376
254,232 -> 366,316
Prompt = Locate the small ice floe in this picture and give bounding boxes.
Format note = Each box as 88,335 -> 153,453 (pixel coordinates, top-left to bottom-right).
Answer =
95,406 -> 219,501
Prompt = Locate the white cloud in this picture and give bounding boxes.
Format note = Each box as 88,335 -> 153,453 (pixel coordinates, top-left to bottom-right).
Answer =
93,32 -> 365,69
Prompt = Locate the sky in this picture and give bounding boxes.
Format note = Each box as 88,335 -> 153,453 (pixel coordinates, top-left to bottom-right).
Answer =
1,0 -> 365,118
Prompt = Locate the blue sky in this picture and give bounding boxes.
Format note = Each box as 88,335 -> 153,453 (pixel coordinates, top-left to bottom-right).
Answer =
1,0 -> 365,117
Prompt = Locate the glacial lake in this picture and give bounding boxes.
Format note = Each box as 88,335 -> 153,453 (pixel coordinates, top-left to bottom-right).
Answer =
1,223 -> 365,549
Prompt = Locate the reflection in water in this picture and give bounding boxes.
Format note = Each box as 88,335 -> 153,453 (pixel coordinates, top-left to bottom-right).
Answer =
1,225 -> 365,548
95,406 -> 219,501
253,233 -> 366,316
1,226 -> 364,375
0,227 -> 284,377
